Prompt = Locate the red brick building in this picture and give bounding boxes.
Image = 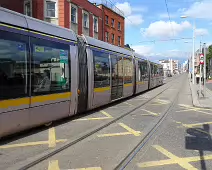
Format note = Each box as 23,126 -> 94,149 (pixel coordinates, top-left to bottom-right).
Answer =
0,0 -> 124,46
98,4 -> 125,47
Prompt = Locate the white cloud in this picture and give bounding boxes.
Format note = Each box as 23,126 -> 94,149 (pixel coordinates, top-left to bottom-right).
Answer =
183,1 -> 212,19
195,28 -> 209,36
126,15 -> 144,26
131,45 -> 153,55
141,21 -> 191,38
115,2 -> 144,26
115,2 -> 132,16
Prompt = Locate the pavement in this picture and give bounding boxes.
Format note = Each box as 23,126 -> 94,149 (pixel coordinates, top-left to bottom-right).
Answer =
189,76 -> 212,108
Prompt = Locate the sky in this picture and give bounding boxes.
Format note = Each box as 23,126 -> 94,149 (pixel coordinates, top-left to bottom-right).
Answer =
89,0 -> 212,63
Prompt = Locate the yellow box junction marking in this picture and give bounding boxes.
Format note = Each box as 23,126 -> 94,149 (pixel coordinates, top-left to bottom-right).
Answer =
140,109 -> 159,116
73,110 -> 113,121
178,104 -> 212,116
173,120 -> 212,136
0,128 -> 67,149
151,99 -> 170,105
97,123 -> 142,137
123,102 -> 134,107
48,160 -> 102,170
138,145 -> 212,169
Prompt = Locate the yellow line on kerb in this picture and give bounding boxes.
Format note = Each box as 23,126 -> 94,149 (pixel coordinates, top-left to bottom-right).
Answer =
182,121 -> 212,128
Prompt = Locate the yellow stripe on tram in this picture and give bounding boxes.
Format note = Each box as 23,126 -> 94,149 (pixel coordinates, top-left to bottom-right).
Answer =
31,92 -> 71,103
0,98 -> 30,109
137,81 -> 145,85
124,83 -> 133,87
0,92 -> 72,109
94,87 -> 111,92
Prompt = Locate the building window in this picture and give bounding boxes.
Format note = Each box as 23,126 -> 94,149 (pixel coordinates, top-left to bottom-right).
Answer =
118,22 -> 121,30
111,18 -> 115,27
105,32 -> 109,42
83,11 -> 89,28
71,4 -> 77,23
24,0 -> 32,16
105,15 -> 109,25
118,36 -> 121,46
46,1 -> 56,18
94,16 -> 98,32
111,34 -> 115,44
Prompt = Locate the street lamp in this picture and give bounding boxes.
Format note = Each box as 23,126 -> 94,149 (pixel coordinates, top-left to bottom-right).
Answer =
181,15 -> 195,84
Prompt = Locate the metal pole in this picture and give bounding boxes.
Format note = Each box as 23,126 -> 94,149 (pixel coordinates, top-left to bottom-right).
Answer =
199,37 -> 202,93
203,43 -> 206,97
192,18 -> 195,84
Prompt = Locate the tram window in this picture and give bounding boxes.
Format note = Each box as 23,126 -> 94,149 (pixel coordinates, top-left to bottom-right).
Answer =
31,37 -> 70,95
123,57 -> 133,83
151,63 -> 154,76
93,50 -> 110,88
0,30 -> 29,100
138,61 -> 148,81
154,65 -> 158,75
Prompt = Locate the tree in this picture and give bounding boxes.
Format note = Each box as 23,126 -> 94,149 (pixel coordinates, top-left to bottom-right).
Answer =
206,45 -> 212,77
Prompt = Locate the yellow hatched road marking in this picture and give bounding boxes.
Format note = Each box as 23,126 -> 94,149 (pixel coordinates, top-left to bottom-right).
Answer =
0,139 -> 66,149
74,110 -> 113,121
100,110 -> 113,118
98,123 -> 142,137
182,121 -> 212,128
124,102 -> 134,107
97,132 -> 133,137
0,127 -> 66,149
49,128 -> 56,148
48,160 -> 60,170
48,160 -> 102,170
137,145 -> 205,169
140,109 -> 159,116
118,123 -> 141,136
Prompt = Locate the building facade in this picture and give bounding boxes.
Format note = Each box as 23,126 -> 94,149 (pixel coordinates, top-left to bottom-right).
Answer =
159,59 -> 180,76
0,0 -> 124,46
98,4 -> 125,47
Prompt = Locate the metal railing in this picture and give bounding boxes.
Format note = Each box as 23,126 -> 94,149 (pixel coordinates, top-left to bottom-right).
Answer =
91,0 -> 125,17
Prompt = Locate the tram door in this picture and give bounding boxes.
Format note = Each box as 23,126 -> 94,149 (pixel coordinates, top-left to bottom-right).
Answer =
77,37 -> 88,113
111,55 -> 123,101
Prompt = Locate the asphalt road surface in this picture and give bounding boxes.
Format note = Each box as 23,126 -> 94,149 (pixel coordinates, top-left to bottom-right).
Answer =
2,74 -> 212,170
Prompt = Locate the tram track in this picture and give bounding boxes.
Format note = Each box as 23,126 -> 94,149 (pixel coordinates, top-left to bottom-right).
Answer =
6,75 -> 181,170
114,75 -> 184,170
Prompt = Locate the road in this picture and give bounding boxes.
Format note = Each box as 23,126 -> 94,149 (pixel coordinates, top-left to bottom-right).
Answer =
1,74 -> 212,170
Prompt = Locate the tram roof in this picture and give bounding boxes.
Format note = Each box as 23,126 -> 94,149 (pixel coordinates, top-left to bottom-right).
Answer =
82,35 -> 133,57
0,7 -> 77,41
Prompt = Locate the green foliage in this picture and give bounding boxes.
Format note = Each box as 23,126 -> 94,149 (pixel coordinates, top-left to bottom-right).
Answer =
206,45 -> 212,66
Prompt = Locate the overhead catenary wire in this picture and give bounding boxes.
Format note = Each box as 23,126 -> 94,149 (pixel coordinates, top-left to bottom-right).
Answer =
138,37 -> 192,43
164,0 -> 175,37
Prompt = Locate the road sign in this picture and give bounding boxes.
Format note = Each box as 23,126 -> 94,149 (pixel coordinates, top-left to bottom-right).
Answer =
200,54 -> 204,64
